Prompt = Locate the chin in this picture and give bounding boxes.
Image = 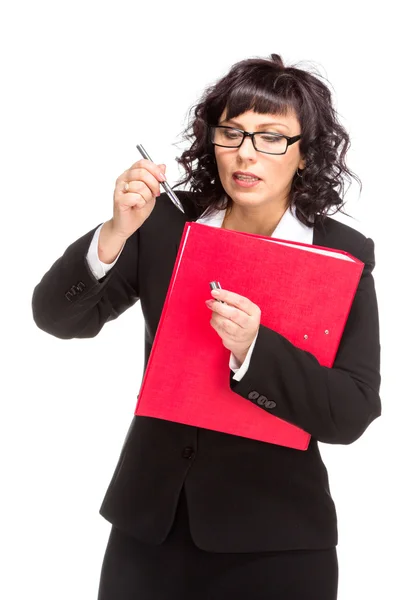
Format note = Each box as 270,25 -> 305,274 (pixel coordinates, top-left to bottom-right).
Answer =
229,191 -> 263,204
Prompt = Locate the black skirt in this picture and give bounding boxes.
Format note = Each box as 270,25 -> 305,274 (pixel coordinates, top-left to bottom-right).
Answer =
97,485 -> 338,600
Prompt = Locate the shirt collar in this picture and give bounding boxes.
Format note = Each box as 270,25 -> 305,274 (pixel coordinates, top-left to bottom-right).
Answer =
196,196 -> 314,245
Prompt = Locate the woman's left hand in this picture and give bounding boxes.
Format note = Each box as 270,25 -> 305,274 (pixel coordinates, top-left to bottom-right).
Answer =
205,288 -> 261,365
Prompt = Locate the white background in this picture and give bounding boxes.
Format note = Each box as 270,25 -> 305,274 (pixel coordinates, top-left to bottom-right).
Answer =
1,1 -> 416,598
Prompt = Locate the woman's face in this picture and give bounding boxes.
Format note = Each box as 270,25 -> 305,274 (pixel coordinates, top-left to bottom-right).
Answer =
214,107 -> 305,210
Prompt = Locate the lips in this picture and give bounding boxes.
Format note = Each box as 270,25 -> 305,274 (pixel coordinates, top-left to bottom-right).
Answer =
233,171 -> 261,179
232,174 -> 261,188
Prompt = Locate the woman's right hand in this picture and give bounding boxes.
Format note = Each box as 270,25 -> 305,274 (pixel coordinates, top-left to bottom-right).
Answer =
110,158 -> 167,240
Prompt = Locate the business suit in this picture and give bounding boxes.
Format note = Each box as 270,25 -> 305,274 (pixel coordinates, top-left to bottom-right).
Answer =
32,190 -> 381,597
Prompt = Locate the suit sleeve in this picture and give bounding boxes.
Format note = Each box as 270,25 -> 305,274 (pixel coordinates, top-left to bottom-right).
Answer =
229,237 -> 381,445
31,225 -> 140,339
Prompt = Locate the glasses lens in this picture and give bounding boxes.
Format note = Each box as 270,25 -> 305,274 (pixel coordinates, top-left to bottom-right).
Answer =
254,133 -> 287,154
211,127 -> 287,154
211,127 -> 243,146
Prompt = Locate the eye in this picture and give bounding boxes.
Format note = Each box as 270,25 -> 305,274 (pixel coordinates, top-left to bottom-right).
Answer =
224,130 -> 241,139
260,134 -> 284,142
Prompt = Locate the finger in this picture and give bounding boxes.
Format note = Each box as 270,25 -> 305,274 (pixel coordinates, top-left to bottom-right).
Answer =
123,177 -> 160,200
125,169 -> 162,198
116,192 -> 147,209
208,302 -> 252,329
211,313 -> 240,337
210,289 -> 258,317
115,177 -> 150,204
128,159 -> 166,182
206,300 -> 250,329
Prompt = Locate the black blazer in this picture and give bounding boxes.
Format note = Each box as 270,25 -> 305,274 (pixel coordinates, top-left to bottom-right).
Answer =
31,191 -> 381,553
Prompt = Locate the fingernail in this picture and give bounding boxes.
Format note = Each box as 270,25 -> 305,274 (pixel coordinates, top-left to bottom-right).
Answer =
211,289 -> 220,296
159,172 -> 166,181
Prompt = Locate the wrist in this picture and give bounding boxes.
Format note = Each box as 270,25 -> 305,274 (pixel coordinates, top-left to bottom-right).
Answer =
232,352 -> 245,367
98,220 -> 127,264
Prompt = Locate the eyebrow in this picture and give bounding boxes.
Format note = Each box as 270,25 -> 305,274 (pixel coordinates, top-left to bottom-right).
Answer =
220,119 -> 290,131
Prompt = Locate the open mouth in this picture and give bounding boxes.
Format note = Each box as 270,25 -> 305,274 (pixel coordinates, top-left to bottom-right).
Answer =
232,174 -> 261,187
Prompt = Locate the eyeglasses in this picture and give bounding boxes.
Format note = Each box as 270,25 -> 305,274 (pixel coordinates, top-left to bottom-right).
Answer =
209,125 -> 302,155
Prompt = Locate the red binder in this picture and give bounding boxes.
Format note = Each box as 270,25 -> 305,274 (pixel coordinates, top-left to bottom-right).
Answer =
135,222 -> 364,450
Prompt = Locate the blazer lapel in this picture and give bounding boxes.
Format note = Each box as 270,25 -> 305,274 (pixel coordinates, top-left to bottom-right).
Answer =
312,216 -> 327,247
173,194 -> 207,256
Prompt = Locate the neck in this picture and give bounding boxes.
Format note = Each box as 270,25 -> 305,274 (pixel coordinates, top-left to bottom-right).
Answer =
221,201 -> 289,236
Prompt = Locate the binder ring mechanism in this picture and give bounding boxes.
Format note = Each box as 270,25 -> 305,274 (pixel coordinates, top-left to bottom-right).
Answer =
209,281 -> 226,304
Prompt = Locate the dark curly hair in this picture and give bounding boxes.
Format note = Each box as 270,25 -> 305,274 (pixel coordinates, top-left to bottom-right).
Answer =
172,53 -> 361,228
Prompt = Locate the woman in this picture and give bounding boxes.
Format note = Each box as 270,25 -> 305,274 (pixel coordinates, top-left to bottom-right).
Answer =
32,53 -> 381,599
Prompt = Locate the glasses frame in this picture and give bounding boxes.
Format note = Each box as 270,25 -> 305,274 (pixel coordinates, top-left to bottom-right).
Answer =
209,125 -> 302,155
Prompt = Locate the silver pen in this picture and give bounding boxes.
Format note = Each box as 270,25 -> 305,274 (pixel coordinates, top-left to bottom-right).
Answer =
209,281 -> 226,304
136,144 -> 185,214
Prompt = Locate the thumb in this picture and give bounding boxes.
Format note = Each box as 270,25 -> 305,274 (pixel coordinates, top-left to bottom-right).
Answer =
159,164 -> 166,172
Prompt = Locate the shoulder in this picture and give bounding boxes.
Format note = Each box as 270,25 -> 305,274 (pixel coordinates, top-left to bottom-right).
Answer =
316,215 -> 375,271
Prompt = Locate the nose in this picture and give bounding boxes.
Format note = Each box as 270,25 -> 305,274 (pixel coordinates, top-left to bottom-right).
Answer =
237,135 -> 257,160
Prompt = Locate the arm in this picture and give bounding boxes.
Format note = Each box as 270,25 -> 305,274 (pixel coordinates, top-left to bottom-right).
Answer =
31,222 -> 139,340
229,237 -> 381,445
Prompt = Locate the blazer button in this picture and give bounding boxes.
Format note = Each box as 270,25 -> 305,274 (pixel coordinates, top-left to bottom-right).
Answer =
256,395 -> 268,406
182,447 -> 195,459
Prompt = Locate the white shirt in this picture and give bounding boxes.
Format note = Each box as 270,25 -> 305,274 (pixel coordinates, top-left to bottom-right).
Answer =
86,200 -> 314,381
